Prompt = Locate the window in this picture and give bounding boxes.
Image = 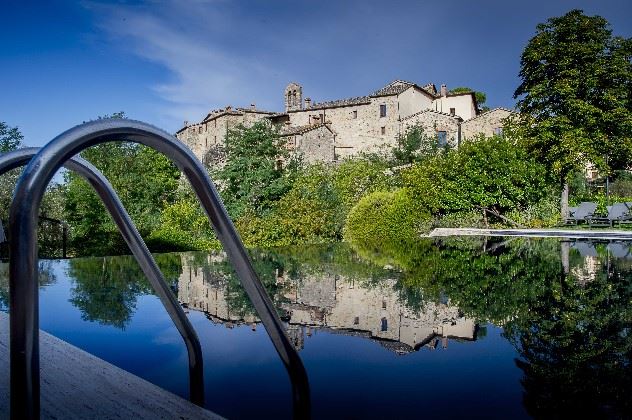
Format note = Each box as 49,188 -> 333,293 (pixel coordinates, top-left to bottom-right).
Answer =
382,300 -> 387,309
381,318 -> 388,332
437,131 -> 447,147
381,126 -> 386,135
352,110 -> 357,119
493,127 -> 504,137
379,104 -> 387,117
354,317 -> 359,325
449,108 -> 455,116
198,126 -> 203,134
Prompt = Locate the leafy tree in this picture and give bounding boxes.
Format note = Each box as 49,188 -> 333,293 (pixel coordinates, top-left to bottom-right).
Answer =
391,124 -> 445,166
0,121 -> 24,153
67,253 -> 180,329
402,135 -> 553,216
64,112 -> 181,256
214,121 -> 299,219
0,121 -> 24,222
512,9 -> 632,215
449,87 -> 489,112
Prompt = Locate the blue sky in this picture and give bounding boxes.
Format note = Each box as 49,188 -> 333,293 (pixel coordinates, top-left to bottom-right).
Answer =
1,0 -> 631,147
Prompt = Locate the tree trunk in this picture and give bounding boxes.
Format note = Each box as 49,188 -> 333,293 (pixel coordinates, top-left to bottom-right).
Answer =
561,182 -> 569,219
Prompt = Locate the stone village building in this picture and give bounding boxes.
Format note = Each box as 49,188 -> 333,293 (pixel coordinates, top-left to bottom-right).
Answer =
176,79 -> 514,165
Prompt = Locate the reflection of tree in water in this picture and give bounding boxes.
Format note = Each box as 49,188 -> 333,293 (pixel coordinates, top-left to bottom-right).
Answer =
352,236 -> 632,418
505,250 -> 632,418
0,261 -> 57,311
67,253 -> 182,329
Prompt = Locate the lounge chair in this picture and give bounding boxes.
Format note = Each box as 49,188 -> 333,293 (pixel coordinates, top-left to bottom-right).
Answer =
564,202 -> 597,225
587,203 -> 631,227
572,241 -> 598,257
607,241 -> 631,259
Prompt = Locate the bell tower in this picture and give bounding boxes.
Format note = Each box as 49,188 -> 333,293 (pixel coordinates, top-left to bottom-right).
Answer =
284,82 -> 303,112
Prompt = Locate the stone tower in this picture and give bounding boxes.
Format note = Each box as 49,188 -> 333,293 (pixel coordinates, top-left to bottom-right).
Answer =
284,82 -> 303,112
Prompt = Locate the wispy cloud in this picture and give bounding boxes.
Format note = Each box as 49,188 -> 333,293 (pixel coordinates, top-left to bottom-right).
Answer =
84,1 -> 290,125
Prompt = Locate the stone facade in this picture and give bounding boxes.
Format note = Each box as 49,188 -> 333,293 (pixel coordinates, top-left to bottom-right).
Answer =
175,79 -> 514,164
177,253 -> 476,354
460,107 -> 515,140
401,109 -> 463,148
175,105 -> 275,164
280,122 -> 336,164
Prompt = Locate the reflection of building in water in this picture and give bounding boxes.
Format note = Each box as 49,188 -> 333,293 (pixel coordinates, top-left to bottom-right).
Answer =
178,255 -> 475,354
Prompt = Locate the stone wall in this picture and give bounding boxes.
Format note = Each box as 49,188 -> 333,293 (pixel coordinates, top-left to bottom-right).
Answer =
460,108 -> 514,140
288,94 -> 402,154
401,110 -> 462,147
175,109 -> 272,162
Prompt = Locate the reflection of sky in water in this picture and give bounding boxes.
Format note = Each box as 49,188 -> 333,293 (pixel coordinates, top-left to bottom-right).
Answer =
1,238 -> 631,419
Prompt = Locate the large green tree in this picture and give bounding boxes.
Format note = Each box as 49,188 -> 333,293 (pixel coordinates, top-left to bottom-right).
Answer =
214,120 -> 299,219
512,9 -> 632,215
0,121 -> 25,222
64,113 -> 181,256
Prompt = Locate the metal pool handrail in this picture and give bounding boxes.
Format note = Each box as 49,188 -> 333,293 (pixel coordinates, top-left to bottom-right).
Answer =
8,120 -> 311,420
0,147 -> 204,406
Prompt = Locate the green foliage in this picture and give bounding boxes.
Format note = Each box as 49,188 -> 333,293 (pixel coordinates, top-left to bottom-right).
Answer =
0,121 -> 24,153
0,121 -> 24,222
403,135 -> 554,214
513,9 -> 632,181
234,156 -> 396,248
67,254 -> 181,328
64,123 -> 181,255
505,195 -> 561,228
391,124 -> 445,166
148,198 -> 220,252
215,121 -> 299,219
344,188 -> 428,251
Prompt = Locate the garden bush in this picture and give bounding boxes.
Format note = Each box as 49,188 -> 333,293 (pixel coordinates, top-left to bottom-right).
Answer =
344,188 -> 429,250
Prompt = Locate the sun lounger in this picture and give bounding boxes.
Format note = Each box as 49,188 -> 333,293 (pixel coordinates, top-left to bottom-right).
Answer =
564,202 -> 597,225
607,241 -> 631,259
587,203 -> 632,227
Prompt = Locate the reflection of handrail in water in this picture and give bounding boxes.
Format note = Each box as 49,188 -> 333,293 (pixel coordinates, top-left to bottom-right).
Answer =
0,147 -> 204,407
7,120 -> 310,420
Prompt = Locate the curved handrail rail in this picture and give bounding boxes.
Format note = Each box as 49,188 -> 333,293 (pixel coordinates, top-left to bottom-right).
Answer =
0,147 -> 204,406
8,120 -> 310,420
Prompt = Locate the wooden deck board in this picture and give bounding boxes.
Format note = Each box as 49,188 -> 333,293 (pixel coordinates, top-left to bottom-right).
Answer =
0,312 -> 223,419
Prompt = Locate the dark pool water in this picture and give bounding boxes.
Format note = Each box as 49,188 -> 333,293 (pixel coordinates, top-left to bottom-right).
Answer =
1,237 -> 631,419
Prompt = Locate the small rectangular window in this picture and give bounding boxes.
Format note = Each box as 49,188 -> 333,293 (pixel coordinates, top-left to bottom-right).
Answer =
437,131 -> 447,146
379,104 -> 387,117
352,110 -> 357,119
354,317 -> 359,325
381,318 -> 388,332
381,126 -> 386,135
449,108 -> 455,116
198,126 -> 203,134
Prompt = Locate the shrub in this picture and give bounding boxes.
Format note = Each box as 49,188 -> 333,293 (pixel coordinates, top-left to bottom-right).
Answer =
344,188 -> 429,250
403,135 -> 554,215
148,200 -> 220,251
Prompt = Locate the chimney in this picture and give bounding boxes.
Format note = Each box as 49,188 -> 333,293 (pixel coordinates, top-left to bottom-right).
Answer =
184,120 -> 189,126
304,97 -> 311,109
226,105 -> 232,111
250,103 -> 256,110
440,84 -> 447,97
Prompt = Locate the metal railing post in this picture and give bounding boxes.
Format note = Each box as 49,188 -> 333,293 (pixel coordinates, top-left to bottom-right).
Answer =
8,120 -> 310,419
1,147 -> 205,415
